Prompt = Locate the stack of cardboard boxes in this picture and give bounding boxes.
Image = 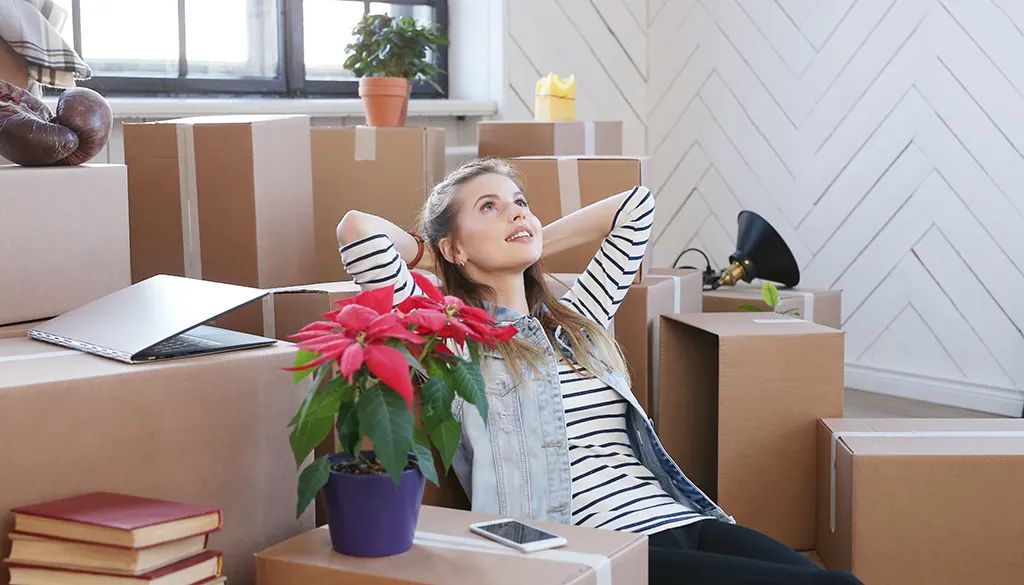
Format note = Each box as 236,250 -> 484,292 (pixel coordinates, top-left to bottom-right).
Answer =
1,113 -> 329,584
3,101 -> 1020,585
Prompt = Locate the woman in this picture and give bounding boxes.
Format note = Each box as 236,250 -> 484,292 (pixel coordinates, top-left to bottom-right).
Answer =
337,159 -> 861,585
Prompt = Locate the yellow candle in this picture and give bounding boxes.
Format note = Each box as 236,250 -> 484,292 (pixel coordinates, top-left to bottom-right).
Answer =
534,73 -> 576,122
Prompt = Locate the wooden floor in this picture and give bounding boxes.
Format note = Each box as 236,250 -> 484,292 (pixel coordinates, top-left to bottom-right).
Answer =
843,388 -> 1008,419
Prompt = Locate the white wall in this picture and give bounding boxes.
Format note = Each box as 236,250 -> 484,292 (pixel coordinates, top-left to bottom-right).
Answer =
505,0 -> 1024,416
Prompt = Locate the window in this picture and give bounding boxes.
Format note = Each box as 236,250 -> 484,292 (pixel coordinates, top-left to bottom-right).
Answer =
50,0 -> 448,97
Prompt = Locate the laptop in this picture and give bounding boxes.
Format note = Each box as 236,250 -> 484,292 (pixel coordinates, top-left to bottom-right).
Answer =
28,275 -> 277,363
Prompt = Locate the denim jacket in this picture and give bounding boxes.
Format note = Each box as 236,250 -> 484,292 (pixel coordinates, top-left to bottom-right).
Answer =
450,304 -> 733,526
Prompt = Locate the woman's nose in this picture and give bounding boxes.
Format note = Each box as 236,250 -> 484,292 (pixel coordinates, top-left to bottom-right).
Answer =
509,206 -> 525,222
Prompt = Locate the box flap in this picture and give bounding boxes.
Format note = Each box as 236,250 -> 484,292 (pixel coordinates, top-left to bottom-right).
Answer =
255,506 -> 644,585
151,114 -> 308,125
0,338 -> 293,389
269,281 -> 362,295
821,418 -> 1024,456
662,312 -> 839,337
704,284 -> 837,299
512,155 -> 643,162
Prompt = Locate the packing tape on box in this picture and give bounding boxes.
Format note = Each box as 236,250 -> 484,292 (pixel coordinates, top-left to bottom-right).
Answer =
176,124 -> 203,279
584,121 -> 596,155
782,291 -> 815,322
556,157 -> 581,215
0,349 -> 80,362
668,276 -> 682,314
829,430 -> 1024,533
649,276 -> 682,422
354,126 -> 377,161
262,295 -> 277,340
800,292 -> 814,322
414,530 -> 613,585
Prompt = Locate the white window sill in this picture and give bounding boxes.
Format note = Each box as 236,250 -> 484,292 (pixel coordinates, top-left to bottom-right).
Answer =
42,96 -> 497,119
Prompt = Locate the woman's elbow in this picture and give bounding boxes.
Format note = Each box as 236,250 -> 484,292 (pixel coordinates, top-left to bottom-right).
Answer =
336,210 -> 367,246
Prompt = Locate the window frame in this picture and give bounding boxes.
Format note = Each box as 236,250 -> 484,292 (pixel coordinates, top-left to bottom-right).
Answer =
68,0 -> 448,98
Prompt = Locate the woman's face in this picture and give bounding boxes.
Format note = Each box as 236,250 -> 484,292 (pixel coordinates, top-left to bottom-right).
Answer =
441,172 -> 544,274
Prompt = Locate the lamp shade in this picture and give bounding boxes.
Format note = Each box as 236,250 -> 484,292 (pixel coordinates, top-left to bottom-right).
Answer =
729,210 -> 800,287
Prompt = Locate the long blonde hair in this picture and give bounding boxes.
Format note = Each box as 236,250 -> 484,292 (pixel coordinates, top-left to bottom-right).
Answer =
419,158 -> 630,383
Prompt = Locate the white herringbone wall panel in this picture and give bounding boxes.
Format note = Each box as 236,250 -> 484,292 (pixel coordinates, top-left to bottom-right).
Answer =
648,0 -> 1024,415
505,0 -> 648,154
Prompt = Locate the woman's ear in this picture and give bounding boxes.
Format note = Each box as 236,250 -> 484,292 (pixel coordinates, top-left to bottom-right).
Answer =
437,236 -> 459,265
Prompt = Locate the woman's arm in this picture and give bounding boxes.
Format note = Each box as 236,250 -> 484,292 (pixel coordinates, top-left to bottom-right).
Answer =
541,189 -> 636,259
335,211 -> 429,304
557,186 -> 654,329
336,210 -> 433,269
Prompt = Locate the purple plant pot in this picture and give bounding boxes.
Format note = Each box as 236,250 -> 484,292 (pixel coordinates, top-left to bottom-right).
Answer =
323,452 -> 426,557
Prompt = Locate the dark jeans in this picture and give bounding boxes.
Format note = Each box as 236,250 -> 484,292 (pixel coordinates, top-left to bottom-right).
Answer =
649,520 -> 863,585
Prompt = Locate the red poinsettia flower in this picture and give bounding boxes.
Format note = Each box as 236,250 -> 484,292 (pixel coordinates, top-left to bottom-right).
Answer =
287,285 -> 424,407
398,272 -> 517,346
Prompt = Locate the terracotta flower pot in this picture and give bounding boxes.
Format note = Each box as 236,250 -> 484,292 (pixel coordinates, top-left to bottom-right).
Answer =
358,77 -> 412,127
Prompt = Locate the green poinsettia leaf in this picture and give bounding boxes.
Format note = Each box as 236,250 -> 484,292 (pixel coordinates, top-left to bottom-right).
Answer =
411,428 -> 439,486
289,412 -> 334,468
336,405 -> 360,456
420,376 -> 455,435
289,362 -> 334,428
296,455 -> 330,519
292,349 -> 319,384
451,359 -> 488,422
357,385 -> 414,486
428,418 -> 461,473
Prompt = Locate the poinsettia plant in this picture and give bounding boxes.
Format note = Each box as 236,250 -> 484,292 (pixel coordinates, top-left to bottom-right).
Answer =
287,272 -> 516,517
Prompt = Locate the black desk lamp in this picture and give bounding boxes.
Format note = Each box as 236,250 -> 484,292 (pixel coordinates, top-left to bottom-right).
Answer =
674,211 -> 800,290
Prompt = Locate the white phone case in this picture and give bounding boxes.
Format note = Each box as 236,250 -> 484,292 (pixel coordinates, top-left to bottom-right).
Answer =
469,518 -> 569,553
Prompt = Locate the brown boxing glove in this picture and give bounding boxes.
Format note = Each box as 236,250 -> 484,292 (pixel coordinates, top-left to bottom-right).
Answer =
53,86 -> 114,165
0,80 -> 112,166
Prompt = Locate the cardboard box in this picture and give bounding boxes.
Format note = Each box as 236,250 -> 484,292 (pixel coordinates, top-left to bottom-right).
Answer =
647,268 -> 705,314
123,114 -> 315,284
0,321 -> 42,340
0,338 -> 313,584
478,121 -> 623,159
703,284 -> 841,329
657,313 -> 844,549
228,275 -> 436,339
223,281 -> 363,340
0,165 -> 131,325
816,418 -> 1024,585
510,156 -> 650,277
616,276 -> 678,418
0,39 -> 29,90
255,505 -> 647,585
312,126 -> 445,282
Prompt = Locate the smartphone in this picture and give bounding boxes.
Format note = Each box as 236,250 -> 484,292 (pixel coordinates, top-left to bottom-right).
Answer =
469,519 -> 568,553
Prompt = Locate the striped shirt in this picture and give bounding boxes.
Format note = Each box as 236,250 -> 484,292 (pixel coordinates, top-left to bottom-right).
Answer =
339,186 -> 710,535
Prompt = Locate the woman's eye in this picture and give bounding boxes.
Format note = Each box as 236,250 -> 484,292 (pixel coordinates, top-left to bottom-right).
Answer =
516,198 -> 529,208
482,201 -> 496,211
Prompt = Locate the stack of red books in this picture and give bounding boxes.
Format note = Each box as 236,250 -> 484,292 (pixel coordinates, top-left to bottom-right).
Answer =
4,492 -> 225,585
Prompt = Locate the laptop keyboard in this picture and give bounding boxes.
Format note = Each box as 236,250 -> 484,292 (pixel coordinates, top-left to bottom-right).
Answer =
143,334 -> 222,358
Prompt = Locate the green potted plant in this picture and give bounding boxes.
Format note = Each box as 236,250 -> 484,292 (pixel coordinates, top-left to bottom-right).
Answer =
344,13 -> 449,127
288,273 -> 515,557
738,281 -> 804,317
